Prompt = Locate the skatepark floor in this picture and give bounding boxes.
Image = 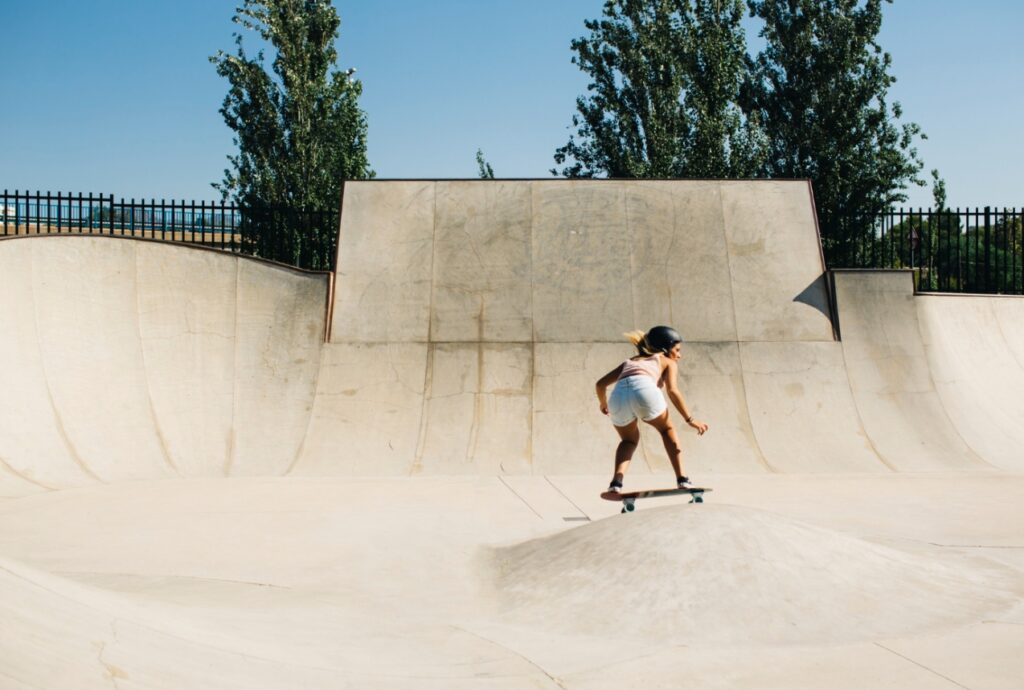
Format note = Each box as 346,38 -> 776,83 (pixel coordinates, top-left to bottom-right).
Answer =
1,473 -> 1022,690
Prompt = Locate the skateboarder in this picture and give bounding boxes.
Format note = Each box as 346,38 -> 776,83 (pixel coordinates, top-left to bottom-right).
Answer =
595,326 -> 708,494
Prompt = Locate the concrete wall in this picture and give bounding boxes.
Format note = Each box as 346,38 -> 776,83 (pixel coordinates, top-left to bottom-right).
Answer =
301,180 -> 838,476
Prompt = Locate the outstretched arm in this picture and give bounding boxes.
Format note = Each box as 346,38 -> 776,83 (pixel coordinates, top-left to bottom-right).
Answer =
596,364 -> 625,415
662,360 -> 709,435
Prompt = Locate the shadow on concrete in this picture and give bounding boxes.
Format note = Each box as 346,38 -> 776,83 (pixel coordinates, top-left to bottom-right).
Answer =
793,273 -> 836,333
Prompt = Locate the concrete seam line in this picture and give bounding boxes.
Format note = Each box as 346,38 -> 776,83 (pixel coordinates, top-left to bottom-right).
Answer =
0,453 -> 56,490
133,244 -> 180,477
527,182 -> 536,470
914,299 -> 999,471
29,240 -> 102,483
411,183 -> 439,476
833,298 -> 898,472
544,475 -> 588,519
225,256 -> 241,477
720,187 -> 774,473
498,476 -> 543,520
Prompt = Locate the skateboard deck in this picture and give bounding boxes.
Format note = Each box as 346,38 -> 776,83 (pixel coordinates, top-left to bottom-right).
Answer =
600,486 -> 712,512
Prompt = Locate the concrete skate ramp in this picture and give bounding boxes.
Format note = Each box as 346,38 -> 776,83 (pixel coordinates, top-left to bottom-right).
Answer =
0,236 -> 328,496
2,181 -> 1021,486
313,180 -> 886,475
833,270 -> 1022,472
915,295 -> 1024,471
831,271 -> 989,471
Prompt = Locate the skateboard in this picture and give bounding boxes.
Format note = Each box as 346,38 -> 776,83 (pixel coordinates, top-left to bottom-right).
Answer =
600,486 -> 712,513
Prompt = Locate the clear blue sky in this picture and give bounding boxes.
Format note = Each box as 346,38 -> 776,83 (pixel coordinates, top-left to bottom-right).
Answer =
1,1 -> 1021,209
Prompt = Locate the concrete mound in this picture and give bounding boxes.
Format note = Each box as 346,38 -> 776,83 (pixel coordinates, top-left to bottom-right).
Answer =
491,504 -> 1019,646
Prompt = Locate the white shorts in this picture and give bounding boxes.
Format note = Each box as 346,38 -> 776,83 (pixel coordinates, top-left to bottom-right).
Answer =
608,375 -> 667,427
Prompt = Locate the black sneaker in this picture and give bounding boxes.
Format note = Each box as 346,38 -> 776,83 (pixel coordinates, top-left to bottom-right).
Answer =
677,476 -> 692,489
607,480 -> 623,493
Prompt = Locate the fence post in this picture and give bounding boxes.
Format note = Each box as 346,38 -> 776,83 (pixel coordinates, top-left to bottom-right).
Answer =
984,206 -> 992,293
1011,206 -> 1019,292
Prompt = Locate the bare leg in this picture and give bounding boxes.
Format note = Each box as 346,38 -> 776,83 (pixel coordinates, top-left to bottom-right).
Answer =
644,411 -> 684,480
612,420 -> 640,485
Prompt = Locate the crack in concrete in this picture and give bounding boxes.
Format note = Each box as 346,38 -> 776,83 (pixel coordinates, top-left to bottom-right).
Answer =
450,625 -> 568,689
874,642 -> 973,689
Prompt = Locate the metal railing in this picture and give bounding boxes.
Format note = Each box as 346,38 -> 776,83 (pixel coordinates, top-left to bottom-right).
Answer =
832,207 -> 1022,295
1,190 -> 338,271
5,191 -> 1020,292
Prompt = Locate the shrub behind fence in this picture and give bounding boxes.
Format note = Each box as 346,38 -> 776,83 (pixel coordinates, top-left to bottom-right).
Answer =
833,207 -> 1023,295
1,190 -> 338,272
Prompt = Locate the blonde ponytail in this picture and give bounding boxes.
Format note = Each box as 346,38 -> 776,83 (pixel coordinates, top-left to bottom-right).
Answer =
623,330 -> 655,356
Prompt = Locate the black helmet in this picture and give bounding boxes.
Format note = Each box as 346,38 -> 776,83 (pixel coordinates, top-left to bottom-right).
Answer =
646,325 -> 682,354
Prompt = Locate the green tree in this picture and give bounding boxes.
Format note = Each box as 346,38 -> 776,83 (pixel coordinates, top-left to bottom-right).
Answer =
743,0 -> 925,266
869,174 -> 959,291
476,149 -> 495,179
918,170 -> 954,290
989,212 -> 1023,294
553,0 -> 765,178
211,0 -> 372,269
930,169 -> 947,212
684,0 -> 767,176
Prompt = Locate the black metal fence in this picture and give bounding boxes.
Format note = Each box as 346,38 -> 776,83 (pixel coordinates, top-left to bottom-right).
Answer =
835,207 -> 1023,295
4,191 -> 1021,294
1,190 -> 338,271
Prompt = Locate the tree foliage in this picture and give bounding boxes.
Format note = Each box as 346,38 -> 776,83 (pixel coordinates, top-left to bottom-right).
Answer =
553,0 -> 765,179
476,149 -> 495,179
556,0 -> 932,270
743,0 -> 925,264
211,0 -> 371,269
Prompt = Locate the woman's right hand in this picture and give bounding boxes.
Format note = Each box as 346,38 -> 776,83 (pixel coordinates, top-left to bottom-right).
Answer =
688,418 -> 709,435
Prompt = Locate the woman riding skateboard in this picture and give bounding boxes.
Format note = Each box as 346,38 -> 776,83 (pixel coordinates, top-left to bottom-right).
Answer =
595,326 -> 709,493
